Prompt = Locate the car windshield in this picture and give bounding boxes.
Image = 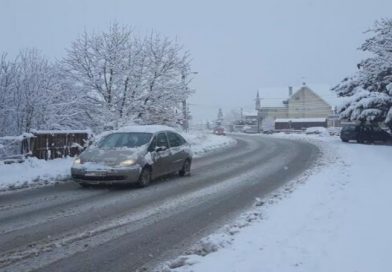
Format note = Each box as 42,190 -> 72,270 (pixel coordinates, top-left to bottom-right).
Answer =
97,132 -> 152,149
373,126 -> 382,132
342,125 -> 356,132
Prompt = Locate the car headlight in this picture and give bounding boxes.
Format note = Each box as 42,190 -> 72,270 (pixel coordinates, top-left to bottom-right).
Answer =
72,158 -> 82,167
119,159 -> 136,167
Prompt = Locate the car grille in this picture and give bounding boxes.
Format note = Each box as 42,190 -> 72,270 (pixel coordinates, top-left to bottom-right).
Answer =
73,174 -> 126,181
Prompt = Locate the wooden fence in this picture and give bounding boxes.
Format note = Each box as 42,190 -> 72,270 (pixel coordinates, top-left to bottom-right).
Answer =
0,130 -> 92,161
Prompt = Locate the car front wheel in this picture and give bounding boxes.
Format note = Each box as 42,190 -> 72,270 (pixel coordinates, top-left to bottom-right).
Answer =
137,167 -> 151,187
179,159 -> 191,177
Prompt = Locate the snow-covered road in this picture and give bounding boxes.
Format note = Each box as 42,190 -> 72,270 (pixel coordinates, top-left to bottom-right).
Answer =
162,135 -> 392,272
0,134 -> 318,272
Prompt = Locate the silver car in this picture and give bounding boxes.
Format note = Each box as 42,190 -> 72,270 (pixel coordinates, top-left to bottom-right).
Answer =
71,126 -> 193,187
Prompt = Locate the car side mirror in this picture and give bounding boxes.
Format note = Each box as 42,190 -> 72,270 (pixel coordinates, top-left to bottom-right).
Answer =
155,146 -> 167,152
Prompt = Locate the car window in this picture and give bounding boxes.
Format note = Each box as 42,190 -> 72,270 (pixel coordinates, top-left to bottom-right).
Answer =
167,131 -> 185,147
177,134 -> 187,145
342,125 -> 356,132
365,126 -> 373,132
157,133 -> 169,148
97,132 -> 152,149
147,136 -> 157,152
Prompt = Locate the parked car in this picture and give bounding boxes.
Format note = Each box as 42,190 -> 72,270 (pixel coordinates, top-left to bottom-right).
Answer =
340,124 -> 391,143
213,127 -> 226,135
71,125 -> 193,187
242,126 -> 259,134
262,129 -> 274,135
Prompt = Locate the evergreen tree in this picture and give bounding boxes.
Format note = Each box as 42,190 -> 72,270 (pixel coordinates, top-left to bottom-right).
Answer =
332,18 -> 392,128
216,108 -> 224,126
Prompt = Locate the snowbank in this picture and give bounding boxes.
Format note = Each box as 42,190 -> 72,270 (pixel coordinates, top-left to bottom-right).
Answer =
0,130 -> 236,191
183,131 -> 236,158
159,134 -> 392,272
0,157 -> 74,191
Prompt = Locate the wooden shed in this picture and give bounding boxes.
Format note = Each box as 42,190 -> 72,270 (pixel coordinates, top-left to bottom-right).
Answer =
30,130 -> 92,159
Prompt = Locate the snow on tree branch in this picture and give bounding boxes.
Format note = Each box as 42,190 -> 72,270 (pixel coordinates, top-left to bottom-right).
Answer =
332,18 -> 392,128
0,24 -> 194,136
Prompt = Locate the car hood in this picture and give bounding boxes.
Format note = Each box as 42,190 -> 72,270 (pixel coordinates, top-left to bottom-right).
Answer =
79,146 -> 145,166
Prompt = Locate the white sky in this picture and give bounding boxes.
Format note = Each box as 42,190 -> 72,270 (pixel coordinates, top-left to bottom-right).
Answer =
1,0 -> 391,122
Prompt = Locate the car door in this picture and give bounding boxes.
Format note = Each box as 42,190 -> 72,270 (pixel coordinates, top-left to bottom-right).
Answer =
154,132 -> 172,176
167,131 -> 186,171
372,126 -> 389,141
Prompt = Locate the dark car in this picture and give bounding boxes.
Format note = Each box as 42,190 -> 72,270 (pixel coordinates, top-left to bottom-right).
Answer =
340,124 -> 391,143
213,127 -> 226,136
71,125 -> 193,187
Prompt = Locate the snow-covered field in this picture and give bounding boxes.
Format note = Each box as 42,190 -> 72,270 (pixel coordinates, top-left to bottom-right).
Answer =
0,130 -> 235,191
159,134 -> 392,272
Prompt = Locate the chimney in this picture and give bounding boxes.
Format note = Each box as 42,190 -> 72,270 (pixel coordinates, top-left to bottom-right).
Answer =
288,86 -> 293,97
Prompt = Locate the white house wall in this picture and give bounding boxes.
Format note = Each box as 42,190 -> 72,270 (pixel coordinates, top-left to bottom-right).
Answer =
287,87 -> 332,118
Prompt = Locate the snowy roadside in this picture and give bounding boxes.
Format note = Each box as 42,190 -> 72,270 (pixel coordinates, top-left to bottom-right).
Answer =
182,131 -> 236,158
157,134 -> 392,272
0,131 -> 236,192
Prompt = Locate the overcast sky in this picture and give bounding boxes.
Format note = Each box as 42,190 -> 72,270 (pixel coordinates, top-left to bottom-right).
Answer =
1,0 -> 391,122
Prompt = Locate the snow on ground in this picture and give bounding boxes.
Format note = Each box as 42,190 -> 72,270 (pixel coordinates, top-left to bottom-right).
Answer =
0,130 -> 235,191
183,131 -> 236,158
0,157 -> 74,191
158,133 -> 392,272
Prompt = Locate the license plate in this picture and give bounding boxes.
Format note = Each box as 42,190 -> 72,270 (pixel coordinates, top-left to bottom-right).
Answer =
85,172 -> 106,177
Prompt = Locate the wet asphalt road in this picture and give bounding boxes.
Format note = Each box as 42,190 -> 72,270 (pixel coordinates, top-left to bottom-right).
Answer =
0,134 -> 319,272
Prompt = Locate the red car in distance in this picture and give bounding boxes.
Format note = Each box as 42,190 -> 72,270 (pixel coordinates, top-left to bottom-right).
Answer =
213,127 -> 226,136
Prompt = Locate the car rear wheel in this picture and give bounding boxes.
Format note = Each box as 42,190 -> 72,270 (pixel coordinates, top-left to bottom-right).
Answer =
179,159 -> 191,177
137,167 -> 151,187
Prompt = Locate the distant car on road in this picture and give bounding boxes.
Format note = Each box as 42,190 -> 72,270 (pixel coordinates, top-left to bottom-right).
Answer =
242,126 -> 259,134
213,127 -> 226,136
340,124 -> 391,143
71,126 -> 192,187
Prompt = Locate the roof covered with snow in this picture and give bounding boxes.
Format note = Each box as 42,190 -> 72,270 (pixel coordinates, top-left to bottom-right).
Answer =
258,84 -> 342,108
30,129 -> 92,135
0,133 -> 35,141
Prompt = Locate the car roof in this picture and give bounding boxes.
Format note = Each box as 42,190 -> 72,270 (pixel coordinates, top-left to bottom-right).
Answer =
116,125 -> 177,134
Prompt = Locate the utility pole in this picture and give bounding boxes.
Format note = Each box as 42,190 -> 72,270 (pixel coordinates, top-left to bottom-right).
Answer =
182,100 -> 188,132
181,71 -> 198,132
256,91 -> 262,133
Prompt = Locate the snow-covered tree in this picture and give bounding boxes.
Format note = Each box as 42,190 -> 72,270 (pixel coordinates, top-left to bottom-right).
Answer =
0,54 -> 17,135
0,50 -> 87,136
0,24 -> 194,136
216,108 -> 224,126
333,19 -> 392,128
0,50 -> 58,135
62,24 -> 193,130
